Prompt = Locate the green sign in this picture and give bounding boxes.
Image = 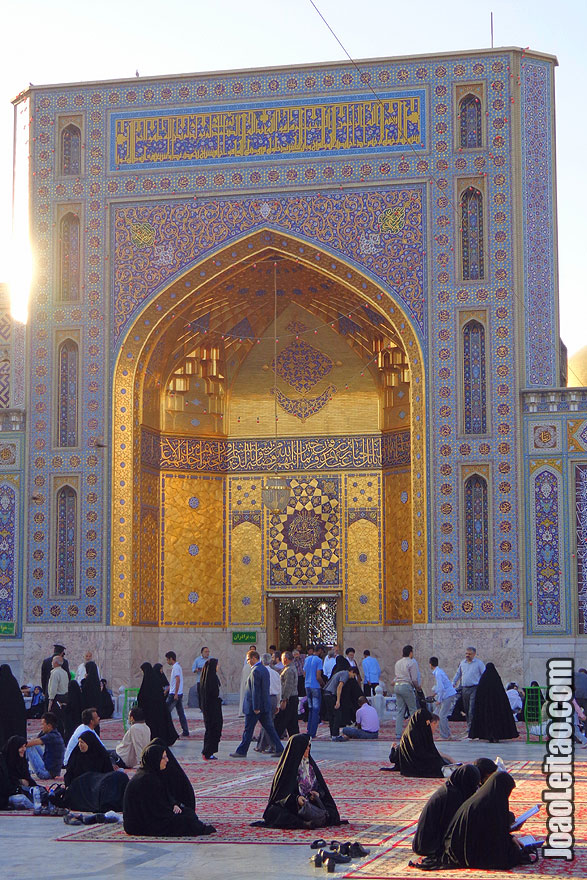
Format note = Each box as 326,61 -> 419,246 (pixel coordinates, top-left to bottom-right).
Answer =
0,622 -> 15,635
232,631 -> 257,644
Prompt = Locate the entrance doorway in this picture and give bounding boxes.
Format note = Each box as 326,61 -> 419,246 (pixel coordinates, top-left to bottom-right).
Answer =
267,595 -> 341,651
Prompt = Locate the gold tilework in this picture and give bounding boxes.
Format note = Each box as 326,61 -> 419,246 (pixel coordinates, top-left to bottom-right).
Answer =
139,509 -> 159,625
230,521 -> 262,624
161,473 -> 225,625
384,469 -> 413,624
346,519 -> 381,623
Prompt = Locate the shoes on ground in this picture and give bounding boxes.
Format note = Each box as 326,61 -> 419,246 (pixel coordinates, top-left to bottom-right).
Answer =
331,735 -> 345,742
202,754 -> 218,760
181,732 -> 190,737
229,752 -> 245,758
63,813 -> 83,826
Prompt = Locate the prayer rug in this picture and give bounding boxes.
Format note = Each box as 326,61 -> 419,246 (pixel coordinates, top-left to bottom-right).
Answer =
55,819 -> 406,846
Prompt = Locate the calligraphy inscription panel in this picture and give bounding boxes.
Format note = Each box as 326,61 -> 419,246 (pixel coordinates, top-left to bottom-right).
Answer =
143,429 -> 411,472
111,92 -> 425,170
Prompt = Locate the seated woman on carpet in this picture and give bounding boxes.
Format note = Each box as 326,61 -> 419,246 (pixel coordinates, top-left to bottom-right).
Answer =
63,731 -> 128,813
0,736 -> 37,810
149,737 -> 195,810
259,733 -> 343,829
386,709 -> 452,777
123,741 -> 215,837
410,764 -> 480,869
443,770 -> 525,870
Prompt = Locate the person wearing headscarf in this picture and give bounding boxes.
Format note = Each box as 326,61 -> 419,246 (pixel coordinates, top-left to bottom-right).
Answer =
200,658 -> 223,760
411,764 -> 480,868
0,664 -> 27,749
388,709 -> 452,778
123,742 -> 215,837
153,662 -> 170,694
323,656 -> 355,739
339,664 -> 363,727
469,662 -> 519,742
97,679 -> 115,720
260,733 -> 342,829
0,736 -> 36,809
63,731 -> 128,813
26,686 -> 46,720
149,737 -> 195,809
137,662 -> 178,747
443,771 -> 524,869
63,680 -> 83,743
81,661 -> 101,712
473,757 -> 497,784
64,730 -> 113,787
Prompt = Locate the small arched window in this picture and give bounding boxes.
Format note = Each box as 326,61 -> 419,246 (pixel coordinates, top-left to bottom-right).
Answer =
57,340 -> 78,447
59,212 -> 80,302
56,485 -> 77,595
463,320 -> 487,435
461,188 -> 484,280
459,94 -> 482,149
464,474 -> 489,591
0,360 -> 10,409
61,124 -> 81,176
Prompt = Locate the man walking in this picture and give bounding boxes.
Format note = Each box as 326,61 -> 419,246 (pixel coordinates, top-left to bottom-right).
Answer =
429,656 -> 457,740
274,651 -> 300,737
230,650 -> 284,758
304,645 -> 324,738
361,649 -> 381,697
165,651 -> 190,737
393,645 -> 421,738
452,647 -> 485,737
41,644 -> 69,697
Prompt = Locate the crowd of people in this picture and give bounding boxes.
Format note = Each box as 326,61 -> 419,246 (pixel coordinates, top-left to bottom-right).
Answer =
0,639 -> 584,866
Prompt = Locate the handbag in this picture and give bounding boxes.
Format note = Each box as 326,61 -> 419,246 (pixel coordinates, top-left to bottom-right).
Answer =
298,796 -> 328,828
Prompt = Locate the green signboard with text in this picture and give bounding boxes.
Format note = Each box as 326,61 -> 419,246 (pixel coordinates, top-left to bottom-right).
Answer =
232,631 -> 257,644
0,622 -> 15,635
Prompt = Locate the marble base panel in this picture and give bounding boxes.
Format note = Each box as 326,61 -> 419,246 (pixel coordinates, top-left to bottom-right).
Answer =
9,621 -> 532,693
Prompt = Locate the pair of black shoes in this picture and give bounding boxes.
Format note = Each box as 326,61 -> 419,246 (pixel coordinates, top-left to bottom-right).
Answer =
310,840 -> 370,869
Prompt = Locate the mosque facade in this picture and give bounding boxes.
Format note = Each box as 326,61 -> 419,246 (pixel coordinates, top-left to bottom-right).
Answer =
1,46 -> 584,690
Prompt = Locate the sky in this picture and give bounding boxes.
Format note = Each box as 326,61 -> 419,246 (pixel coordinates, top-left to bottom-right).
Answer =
1,0 -> 586,355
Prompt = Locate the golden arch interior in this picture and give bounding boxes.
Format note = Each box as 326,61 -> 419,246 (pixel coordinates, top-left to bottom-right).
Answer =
111,229 -> 427,636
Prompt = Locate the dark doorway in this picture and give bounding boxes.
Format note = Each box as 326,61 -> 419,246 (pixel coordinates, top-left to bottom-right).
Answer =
277,596 -> 338,650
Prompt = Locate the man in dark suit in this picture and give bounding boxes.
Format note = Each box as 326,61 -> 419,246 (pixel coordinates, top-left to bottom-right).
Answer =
41,644 -> 69,697
230,650 -> 284,758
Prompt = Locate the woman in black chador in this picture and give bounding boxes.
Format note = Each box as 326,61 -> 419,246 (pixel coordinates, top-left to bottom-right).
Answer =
469,662 -> 519,742
200,658 -> 223,760
388,708 -> 451,778
63,680 -> 83,743
81,661 -> 101,711
63,730 -> 128,813
260,733 -> 342,829
150,737 -> 195,811
123,742 -> 215,837
137,662 -> 178,747
0,664 -> 27,749
443,770 -> 524,870
152,663 -> 169,693
97,680 -> 115,720
411,764 -> 481,869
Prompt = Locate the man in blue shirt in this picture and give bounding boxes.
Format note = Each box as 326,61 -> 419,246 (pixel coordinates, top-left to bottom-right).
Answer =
230,650 -> 284,758
304,646 -> 324,738
429,656 -> 457,739
26,712 -> 65,779
361,649 -> 381,697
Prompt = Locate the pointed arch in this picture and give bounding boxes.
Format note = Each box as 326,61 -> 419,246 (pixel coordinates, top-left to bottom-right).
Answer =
61,124 -> 81,176
462,319 -> 487,434
461,188 -> 484,280
56,484 -> 77,595
459,94 -> 482,149
59,212 -> 80,302
464,473 -> 489,591
57,339 -> 78,447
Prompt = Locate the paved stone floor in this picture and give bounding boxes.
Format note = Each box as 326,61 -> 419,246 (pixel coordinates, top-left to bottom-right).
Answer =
2,708 -> 584,880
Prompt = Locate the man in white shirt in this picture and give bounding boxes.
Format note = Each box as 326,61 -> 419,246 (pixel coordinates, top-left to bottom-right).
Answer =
393,645 -> 421,738
165,651 -> 190,737
506,682 -> 523,716
75,650 -> 100,684
256,653 -> 282,753
429,656 -> 457,740
47,656 -> 70,711
322,647 -> 337,680
64,708 -> 105,764
110,706 -> 151,768
341,696 -> 380,739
